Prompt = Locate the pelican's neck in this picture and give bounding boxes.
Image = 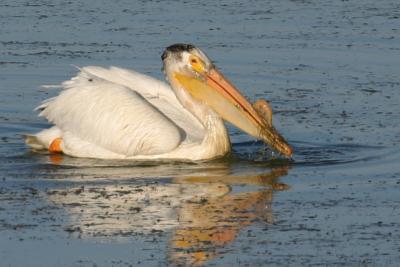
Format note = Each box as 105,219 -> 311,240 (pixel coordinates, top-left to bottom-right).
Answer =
167,73 -> 231,157
200,112 -> 231,158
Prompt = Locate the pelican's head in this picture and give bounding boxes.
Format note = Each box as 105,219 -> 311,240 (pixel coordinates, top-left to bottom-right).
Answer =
162,44 -> 292,157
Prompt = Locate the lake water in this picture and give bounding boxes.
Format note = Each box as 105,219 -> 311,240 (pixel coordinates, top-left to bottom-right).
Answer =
1,0 -> 399,266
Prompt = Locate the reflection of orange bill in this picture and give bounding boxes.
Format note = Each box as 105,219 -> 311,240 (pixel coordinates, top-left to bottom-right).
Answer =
171,189 -> 273,265
173,166 -> 290,187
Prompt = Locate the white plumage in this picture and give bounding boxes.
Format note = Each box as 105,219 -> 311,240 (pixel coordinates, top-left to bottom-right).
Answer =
26,44 -> 292,160
29,66 -> 229,160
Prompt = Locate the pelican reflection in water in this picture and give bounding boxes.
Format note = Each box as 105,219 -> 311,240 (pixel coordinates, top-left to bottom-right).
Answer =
46,166 -> 290,265
26,44 -> 291,160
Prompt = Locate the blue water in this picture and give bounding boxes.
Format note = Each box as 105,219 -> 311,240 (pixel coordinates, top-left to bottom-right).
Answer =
1,0 -> 399,266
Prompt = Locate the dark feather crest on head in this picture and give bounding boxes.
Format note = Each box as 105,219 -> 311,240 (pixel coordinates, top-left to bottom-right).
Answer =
161,43 -> 195,61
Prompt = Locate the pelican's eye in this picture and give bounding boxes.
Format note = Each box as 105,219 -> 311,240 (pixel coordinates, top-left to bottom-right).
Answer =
189,55 -> 206,74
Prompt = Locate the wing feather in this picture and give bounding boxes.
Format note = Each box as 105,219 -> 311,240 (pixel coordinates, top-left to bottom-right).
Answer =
40,76 -> 184,156
79,66 -> 205,141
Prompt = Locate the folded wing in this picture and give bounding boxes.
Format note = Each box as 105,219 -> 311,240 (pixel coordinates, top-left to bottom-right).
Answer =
38,67 -> 204,157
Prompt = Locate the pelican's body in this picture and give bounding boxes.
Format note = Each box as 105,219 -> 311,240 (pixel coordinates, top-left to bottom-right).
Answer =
26,44 -> 291,161
30,66 -> 229,160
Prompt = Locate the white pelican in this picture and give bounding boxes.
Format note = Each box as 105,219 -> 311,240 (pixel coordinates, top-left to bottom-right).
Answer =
26,44 -> 292,161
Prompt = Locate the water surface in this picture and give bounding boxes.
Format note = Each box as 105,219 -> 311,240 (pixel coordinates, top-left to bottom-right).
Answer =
1,0 -> 399,266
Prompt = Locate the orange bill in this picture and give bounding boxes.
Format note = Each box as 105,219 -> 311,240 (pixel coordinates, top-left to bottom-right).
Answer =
174,68 -> 292,157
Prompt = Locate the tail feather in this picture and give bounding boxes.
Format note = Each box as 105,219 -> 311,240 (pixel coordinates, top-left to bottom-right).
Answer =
24,127 -> 62,151
24,134 -> 46,150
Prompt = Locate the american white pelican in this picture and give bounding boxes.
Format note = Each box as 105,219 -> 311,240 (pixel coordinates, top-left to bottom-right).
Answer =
26,44 -> 292,161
